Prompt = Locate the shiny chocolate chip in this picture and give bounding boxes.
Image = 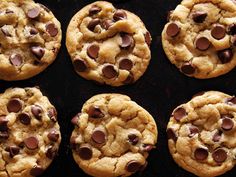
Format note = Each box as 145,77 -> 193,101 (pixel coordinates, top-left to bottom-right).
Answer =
78,144 -> 93,160
0,116 -> 8,131
167,128 -> 177,141
31,46 -> 45,59
173,107 -> 186,121
226,96 -> 236,105
88,18 -> 100,31
71,113 -> 81,126
46,145 -> 57,159
7,98 -> 22,113
188,125 -> 199,137
221,118 -> 234,131
212,148 -> 227,163
211,24 -> 226,40
31,105 -> 43,120
113,10 -> 127,21
123,73 -> 134,85
92,130 -> 106,144
120,33 -> 134,48
87,44 -> 99,59
46,23 -> 58,37
102,65 -> 118,79
48,129 -> 59,142
213,131 -> 222,142
142,144 -> 154,152
18,113 -> 31,125
217,49 -> 233,64
89,5 -> 102,16
5,146 -> 20,158
101,19 -> 114,30
128,134 -> 139,145
9,54 -> 23,66
48,108 -> 57,122
126,160 -> 141,173
88,106 -> 104,119
119,59 -> 133,71
166,22 -> 180,37
27,8 -> 40,19
24,136 -> 39,150
30,27 -> 38,35
228,24 -> 236,35
145,32 -> 151,46
195,37 -> 210,51
194,148 -> 208,161
192,11 -> 207,23
181,62 -> 195,75
73,58 -> 87,72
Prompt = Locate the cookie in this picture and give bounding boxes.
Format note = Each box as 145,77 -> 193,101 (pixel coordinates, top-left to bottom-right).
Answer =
167,91 -> 236,176
70,94 -> 157,177
162,0 -> 236,79
0,87 -> 61,177
66,1 -> 151,86
0,0 -> 62,81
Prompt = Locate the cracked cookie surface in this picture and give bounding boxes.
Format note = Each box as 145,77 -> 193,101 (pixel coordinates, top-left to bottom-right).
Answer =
167,91 -> 236,176
66,1 -> 151,86
162,0 -> 236,79
0,87 -> 61,177
70,94 -> 157,177
0,0 -> 62,81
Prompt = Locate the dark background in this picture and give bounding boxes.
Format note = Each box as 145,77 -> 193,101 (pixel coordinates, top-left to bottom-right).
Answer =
1,0 -> 236,176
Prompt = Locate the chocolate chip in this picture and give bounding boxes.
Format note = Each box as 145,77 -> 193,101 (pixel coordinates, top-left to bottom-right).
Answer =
30,166 -> 44,176
7,98 -> 22,113
113,10 -> 127,21
123,73 -> 134,84
101,19 -> 114,30
71,113 -> 81,126
31,46 -> 45,59
102,65 -> 118,79
89,5 -> 102,16
126,160 -> 141,173
0,116 -> 8,131
18,113 -> 31,125
5,146 -> 20,158
221,118 -> 234,131
145,32 -> 151,46
24,136 -> 39,150
87,44 -> 99,59
228,24 -> 236,35
48,108 -> 57,122
5,9 -> 14,14
181,62 -> 195,75
31,105 -> 43,120
128,134 -> 139,145
195,37 -> 210,51
9,54 -> 23,67
217,49 -> 233,64
188,125 -> 199,138
48,129 -> 59,142
227,96 -> 236,105
92,130 -> 106,144
212,148 -> 227,163
194,148 -> 208,161
119,59 -> 133,71
1,27 -> 11,37
88,106 -> 104,119
211,24 -> 226,40
192,11 -> 207,23
173,107 -> 186,121
221,114 -> 234,119
0,131 -> 9,140
166,22 -> 180,37
30,27 -> 38,35
120,33 -> 134,48
142,144 -> 154,152
46,145 -> 57,159
73,58 -> 87,72
27,8 -> 40,19
46,23 -> 58,37
88,18 -> 100,31
213,131 -> 222,142
78,144 -> 93,160
231,35 -> 236,46
167,128 -> 177,141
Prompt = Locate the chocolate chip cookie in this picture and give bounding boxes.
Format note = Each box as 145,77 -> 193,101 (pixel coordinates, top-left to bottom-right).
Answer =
162,0 -> 236,79
70,94 -> 157,176
66,1 -> 151,86
0,0 -> 62,81
0,87 -> 61,177
167,91 -> 236,176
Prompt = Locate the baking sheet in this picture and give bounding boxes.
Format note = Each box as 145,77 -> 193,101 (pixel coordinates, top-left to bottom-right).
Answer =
1,0 -> 236,176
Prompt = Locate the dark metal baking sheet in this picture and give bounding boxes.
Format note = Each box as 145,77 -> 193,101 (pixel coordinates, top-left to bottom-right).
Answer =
1,0 -> 236,176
